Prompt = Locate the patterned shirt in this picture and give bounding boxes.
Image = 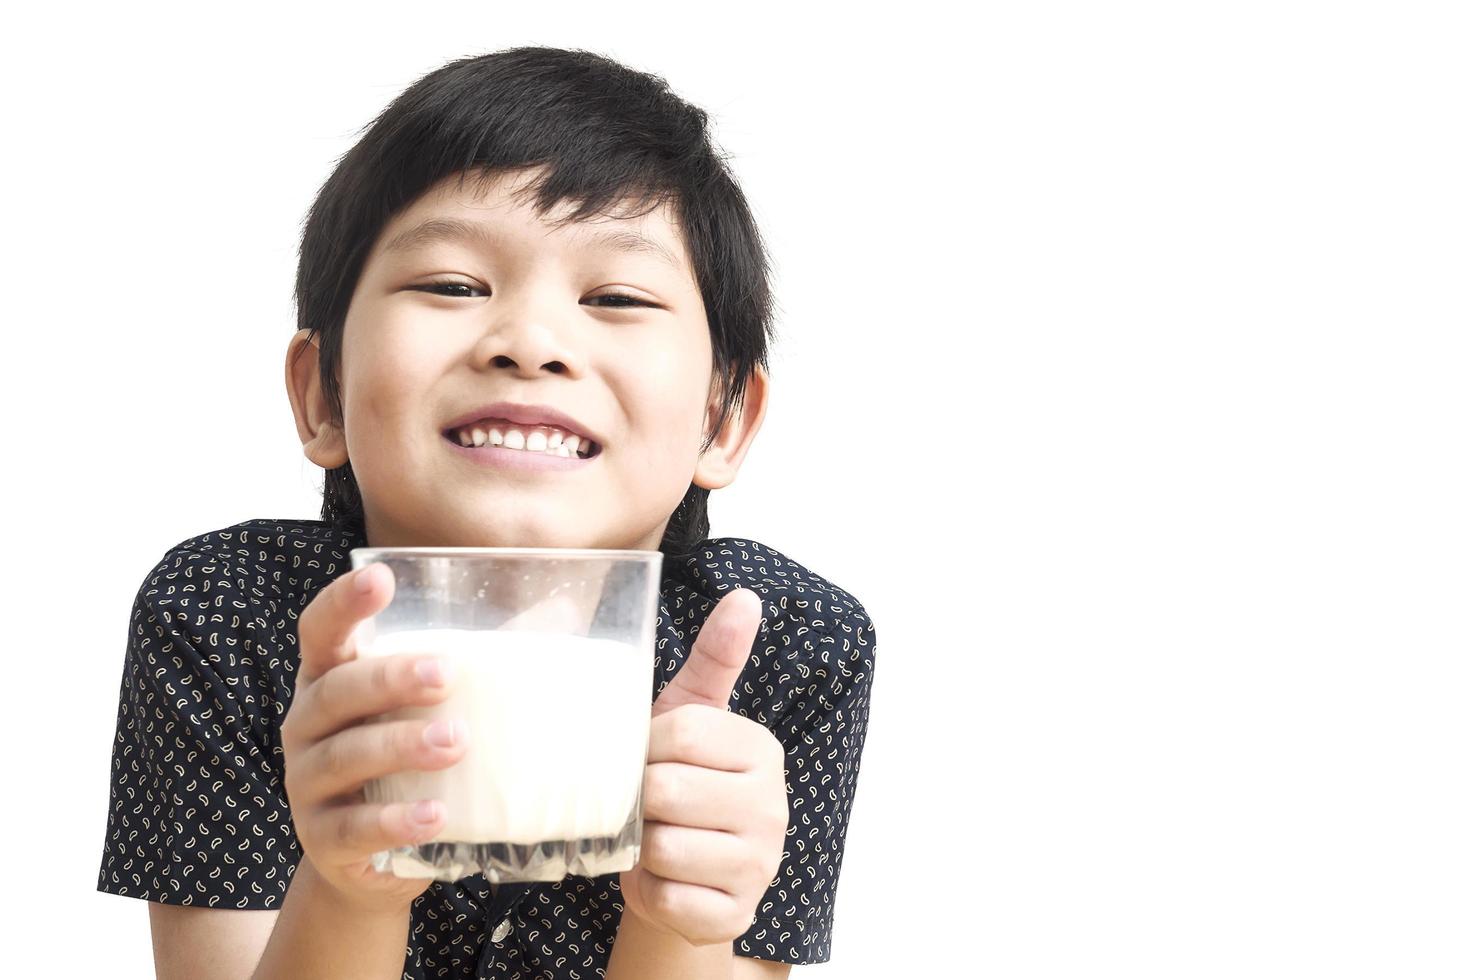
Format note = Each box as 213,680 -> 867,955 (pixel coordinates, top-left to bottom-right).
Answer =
96,518 -> 876,977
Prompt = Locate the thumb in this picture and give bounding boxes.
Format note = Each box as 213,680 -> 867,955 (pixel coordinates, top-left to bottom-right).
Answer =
651,588 -> 764,718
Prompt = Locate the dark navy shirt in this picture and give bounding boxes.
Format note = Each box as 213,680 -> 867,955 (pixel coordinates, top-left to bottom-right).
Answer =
96,518 -> 876,977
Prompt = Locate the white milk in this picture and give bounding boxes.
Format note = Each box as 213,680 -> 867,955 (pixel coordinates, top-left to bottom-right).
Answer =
360,628 -> 652,844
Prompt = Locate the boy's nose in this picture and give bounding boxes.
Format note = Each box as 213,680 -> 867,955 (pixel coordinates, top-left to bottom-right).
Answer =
487,352 -> 572,376
472,315 -> 585,377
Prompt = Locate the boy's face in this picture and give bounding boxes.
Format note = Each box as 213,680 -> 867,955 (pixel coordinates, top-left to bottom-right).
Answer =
286,165 -> 766,550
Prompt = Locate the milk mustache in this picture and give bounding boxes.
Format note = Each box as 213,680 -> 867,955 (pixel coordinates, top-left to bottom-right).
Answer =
361,628 -> 652,844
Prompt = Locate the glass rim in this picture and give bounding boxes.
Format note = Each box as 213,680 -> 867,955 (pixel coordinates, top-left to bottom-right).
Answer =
350,546 -> 662,561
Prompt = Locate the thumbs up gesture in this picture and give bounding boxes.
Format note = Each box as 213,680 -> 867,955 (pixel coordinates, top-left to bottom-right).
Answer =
618,588 -> 790,947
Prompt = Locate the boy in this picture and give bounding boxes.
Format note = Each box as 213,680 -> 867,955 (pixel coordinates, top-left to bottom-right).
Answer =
97,45 -> 875,979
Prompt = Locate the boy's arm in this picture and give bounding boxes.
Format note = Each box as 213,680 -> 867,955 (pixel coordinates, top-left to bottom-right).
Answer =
250,857 -> 410,980
605,908 -> 793,979
148,906 -> 277,980
148,858 -> 410,980
605,907 -> 734,980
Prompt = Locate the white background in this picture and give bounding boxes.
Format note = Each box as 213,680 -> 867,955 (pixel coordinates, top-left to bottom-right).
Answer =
2,1 -> 1466,977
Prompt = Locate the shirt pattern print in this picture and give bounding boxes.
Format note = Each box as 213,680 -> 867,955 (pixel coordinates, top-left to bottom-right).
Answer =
96,518 -> 876,977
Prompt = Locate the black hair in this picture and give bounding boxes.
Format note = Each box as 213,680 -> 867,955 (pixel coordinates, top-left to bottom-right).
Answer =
291,46 -> 775,560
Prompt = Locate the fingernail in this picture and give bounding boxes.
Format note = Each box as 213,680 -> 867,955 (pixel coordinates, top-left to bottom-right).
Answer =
424,719 -> 461,747
411,800 -> 439,824
415,658 -> 448,686
355,566 -> 377,593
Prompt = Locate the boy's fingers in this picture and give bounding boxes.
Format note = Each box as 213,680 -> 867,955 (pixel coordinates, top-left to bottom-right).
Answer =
292,717 -> 468,806
289,651 -> 453,747
307,798 -> 446,871
650,588 -> 763,718
298,563 -> 395,686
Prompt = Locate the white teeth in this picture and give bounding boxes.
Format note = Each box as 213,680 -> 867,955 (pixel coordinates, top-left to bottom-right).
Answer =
451,422 -> 596,457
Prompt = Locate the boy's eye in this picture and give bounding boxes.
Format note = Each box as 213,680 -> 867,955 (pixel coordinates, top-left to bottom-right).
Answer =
587,293 -> 654,308
412,281 -> 652,307
413,281 -> 486,299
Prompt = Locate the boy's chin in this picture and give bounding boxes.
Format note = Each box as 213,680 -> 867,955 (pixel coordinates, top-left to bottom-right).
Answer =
433,517 -> 599,551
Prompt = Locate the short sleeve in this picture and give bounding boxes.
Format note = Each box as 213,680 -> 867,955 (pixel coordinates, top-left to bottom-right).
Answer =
96,550 -> 302,909
734,609 -> 876,964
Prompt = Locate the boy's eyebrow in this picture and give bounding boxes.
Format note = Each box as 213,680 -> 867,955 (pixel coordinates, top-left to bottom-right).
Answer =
380,216 -> 682,271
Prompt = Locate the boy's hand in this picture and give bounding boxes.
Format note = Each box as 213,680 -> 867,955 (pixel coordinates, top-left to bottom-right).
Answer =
619,588 -> 790,947
280,562 -> 469,914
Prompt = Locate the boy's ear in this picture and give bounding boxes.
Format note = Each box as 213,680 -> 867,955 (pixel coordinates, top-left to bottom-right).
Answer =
285,328 -> 349,470
692,364 -> 769,490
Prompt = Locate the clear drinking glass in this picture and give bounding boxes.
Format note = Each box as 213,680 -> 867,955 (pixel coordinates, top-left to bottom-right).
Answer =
348,547 -> 663,883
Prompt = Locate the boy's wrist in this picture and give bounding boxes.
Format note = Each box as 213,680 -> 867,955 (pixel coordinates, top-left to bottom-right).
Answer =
294,855 -> 420,921
607,902 -> 733,980
251,856 -> 415,980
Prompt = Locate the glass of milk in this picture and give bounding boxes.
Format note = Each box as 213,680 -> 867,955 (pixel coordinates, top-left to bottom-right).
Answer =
348,546 -> 662,883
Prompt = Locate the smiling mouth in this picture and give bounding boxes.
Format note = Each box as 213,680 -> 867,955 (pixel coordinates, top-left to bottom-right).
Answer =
442,421 -> 602,459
